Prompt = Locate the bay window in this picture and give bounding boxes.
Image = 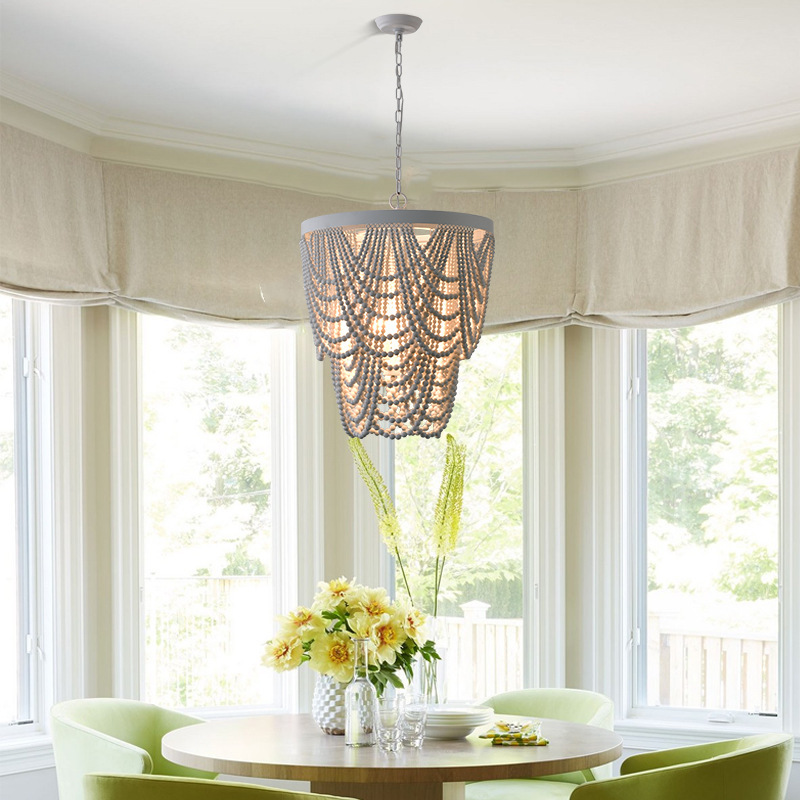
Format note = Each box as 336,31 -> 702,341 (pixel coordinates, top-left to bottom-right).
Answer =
619,300 -> 800,744
386,332 -> 529,702
139,315 -> 299,712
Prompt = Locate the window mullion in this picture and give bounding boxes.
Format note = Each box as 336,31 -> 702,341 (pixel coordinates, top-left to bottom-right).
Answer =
779,299 -> 800,742
632,329 -> 648,711
13,301 -> 32,724
109,307 -> 141,699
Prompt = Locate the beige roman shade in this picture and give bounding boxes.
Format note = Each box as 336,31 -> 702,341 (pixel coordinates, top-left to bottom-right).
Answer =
1,122 -> 798,330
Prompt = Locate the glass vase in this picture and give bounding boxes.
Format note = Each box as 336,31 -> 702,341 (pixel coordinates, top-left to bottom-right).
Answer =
416,616 -> 447,704
345,637 -> 377,747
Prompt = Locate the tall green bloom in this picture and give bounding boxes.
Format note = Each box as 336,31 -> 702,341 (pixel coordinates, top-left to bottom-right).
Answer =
349,434 -> 467,618
431,434 -> 466,614
348,438 -> 413,602
432,434 -> 466,559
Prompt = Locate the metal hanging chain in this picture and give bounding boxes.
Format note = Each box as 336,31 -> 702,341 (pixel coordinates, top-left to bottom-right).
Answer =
391,32 -> 407,209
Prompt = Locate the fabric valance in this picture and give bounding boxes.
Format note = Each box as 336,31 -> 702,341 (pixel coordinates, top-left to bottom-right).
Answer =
1,123 -> 798,330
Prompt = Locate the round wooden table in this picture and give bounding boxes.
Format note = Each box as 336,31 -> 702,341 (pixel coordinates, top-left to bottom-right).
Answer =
162,713 -> 622,800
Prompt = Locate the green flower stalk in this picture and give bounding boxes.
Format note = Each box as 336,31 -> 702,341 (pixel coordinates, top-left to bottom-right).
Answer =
431,434 -> 466,616
350,435 -> 466,705
348,438 -> 414,604
349,434 -> 467,618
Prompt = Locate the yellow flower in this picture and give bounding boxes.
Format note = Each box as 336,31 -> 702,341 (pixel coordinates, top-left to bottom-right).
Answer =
276,606 -> 324,640
352,586 -> 392,619
372,612 -> 407,665
262,636 -> 303,672
347,613 -> 382,665
348,612 -> 373,639
397,603 -> 428,647
308,631 -> 354,683
314,576 -> 356,611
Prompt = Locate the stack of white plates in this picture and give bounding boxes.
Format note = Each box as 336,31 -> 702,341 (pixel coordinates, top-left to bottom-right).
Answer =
424,704 -> 494,740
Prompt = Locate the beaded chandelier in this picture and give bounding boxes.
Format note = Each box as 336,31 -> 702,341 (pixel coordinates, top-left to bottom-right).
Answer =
300,14 -> 494,439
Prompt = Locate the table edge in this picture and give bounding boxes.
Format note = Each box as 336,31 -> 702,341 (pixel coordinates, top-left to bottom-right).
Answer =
162,714 -> 624,784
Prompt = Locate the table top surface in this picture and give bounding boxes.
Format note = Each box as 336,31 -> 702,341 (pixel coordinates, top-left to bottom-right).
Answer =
162,713 -> 623,785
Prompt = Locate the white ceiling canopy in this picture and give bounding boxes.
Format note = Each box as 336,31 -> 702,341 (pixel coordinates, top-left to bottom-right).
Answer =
2,0 -> 799,191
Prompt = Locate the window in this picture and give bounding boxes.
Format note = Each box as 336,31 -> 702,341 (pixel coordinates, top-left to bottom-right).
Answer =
140,315 -> 297,711
628,306 -> 783,722
0,298 -> 54,737
391,333 -> 526,702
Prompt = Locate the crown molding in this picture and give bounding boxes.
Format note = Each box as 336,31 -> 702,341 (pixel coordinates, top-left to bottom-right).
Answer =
2,71 -> 799,199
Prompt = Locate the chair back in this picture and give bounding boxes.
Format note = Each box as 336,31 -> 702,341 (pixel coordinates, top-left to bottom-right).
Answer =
84,773 -> 358,800
572,733 -> 793,800
52,698 -> 215,800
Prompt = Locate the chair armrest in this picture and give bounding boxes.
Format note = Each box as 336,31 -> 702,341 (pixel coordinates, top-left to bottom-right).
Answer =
572,762 -> 718,799
53,718 -> 151,799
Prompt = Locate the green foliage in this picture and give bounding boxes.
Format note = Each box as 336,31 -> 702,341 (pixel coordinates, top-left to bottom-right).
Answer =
718,546 -> 778,601
317,602 -> 438,695
647,381 -> 729,542
222,540 -> 267,576
143,319 -> 272,578
645,308 -> 779,603
435,568 -> 523,618
142,317 -> 275,708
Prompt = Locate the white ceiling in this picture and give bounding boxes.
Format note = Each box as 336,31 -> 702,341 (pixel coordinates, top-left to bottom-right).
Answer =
2,0 -> 800,192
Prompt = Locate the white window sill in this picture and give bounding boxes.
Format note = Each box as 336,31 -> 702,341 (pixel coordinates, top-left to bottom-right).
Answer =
0,733 -> 55,776
616,719 -> 800,762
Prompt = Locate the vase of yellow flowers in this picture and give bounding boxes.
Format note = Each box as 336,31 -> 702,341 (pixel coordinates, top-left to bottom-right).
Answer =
263,577 -> 437,735
350,434 -> 466,704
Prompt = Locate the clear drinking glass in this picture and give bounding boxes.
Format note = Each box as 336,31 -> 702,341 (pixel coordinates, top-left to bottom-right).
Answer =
375,691 -> 404,752
345,637 -> 377,747
400,691 -> 427,748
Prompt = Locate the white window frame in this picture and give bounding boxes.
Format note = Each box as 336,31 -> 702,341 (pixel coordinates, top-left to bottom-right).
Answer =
110,311 -> 316,717
0,301 -> 86,775
3,300 -> 34,731
609,301 -> 800,756
365,329 -> 567,690
0,300 -> 60,744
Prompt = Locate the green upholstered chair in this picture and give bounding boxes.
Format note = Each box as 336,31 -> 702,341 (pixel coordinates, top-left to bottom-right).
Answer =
466,688 -> 614,800
52,698 -> 217,800
572,733 -> 793,800
84,774 -> 357,800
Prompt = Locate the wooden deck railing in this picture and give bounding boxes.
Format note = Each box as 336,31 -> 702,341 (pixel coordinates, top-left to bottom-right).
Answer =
439,614 -> 523,702
647,615 -> 778,713
145,581 -> 777,713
